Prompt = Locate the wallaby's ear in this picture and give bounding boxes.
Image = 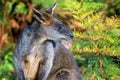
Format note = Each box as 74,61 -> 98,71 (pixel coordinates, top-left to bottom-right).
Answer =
32,8 -> 54,26
32,8 -> 45,24
32,3 -> 56,25
46,3 -> 57,14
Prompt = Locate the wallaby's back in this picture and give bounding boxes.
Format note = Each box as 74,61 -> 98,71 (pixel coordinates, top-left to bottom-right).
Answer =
47,42 -> 82,80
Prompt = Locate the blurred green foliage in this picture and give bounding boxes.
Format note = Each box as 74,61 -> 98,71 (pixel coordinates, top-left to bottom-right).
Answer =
0,0 -> 120,80
0,44 -> 15,80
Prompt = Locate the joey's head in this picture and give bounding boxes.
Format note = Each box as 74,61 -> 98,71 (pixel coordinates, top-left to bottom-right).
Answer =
32,3 -> 73,42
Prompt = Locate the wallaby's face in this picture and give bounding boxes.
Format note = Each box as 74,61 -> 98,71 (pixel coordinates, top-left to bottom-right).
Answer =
32,3 -> 73,41
44,18 -> 73,41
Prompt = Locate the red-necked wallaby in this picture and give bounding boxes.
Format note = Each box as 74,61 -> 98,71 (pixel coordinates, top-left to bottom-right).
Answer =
13,3 -> 82,80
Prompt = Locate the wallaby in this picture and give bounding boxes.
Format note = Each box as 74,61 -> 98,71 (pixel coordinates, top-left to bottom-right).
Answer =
13,3 -> 82,80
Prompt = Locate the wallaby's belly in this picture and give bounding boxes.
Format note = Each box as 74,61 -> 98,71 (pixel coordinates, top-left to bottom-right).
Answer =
23,48 -> 45,80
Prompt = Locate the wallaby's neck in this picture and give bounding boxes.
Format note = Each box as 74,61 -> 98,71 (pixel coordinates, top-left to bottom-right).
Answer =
31,21 -> 48,44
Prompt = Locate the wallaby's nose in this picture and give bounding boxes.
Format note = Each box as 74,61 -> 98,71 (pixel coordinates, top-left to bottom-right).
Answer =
69,33 -> 74,38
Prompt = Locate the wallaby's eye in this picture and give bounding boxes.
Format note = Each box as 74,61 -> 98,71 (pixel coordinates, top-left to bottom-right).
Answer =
58,26 -> 62,30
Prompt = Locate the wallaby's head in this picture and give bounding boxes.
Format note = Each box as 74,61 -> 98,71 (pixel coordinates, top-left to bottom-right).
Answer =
32,3 -> 73,42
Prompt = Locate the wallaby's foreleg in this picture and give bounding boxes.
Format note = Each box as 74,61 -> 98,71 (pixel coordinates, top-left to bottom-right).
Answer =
38,41 -> 54,80
13,55 -> 25,80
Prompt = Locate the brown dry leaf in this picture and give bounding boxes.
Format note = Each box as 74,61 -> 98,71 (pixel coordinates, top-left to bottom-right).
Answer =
9,19 -> 19,29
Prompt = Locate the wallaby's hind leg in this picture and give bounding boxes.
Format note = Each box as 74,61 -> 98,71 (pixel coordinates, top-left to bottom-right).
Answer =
47,70 -> 73,80
55,70 -> 72,80
48,69 -> 80,80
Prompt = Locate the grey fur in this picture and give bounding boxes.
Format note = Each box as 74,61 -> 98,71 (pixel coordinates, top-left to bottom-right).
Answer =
13,21 -> 47,80
38,42 -> 54,80
47,42 -> 82,80
44,18 -> 72,41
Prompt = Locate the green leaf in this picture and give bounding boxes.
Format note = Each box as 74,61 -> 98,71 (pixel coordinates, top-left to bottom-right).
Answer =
14,2 -> 28,14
